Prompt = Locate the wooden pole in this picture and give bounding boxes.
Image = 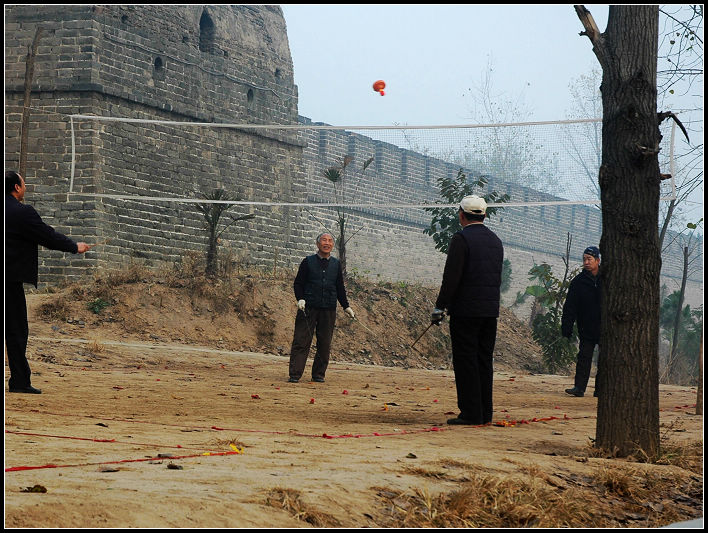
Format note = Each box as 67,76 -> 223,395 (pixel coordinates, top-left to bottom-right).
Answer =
19,27 -> 43,178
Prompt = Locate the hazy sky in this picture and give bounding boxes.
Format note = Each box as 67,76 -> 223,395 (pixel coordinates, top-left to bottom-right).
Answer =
281,4 -> 611,126
281,4 -> 703,224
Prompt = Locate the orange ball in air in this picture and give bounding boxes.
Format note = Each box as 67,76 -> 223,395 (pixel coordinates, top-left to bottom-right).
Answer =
373,79 -> 386,96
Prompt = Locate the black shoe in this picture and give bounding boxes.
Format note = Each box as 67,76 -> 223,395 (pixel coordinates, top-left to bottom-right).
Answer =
565,387 -> 584,397
312,377 -> 325,383
446,416 -> 481,426
288,377 -> 299,383
9,385 -> 42,394
593,390 -> 598,397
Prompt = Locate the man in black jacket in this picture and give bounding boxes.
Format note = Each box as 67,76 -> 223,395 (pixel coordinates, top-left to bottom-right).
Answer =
433,195 -> 504,425
561,245 -> 601,397
288,232 -> 354,383
5,170 -> 89,394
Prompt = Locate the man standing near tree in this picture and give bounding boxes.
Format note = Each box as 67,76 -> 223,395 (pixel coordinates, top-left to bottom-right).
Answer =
5,170 -> 89,394
288,232 -> 355,383
433,195 -> 504,425
561,245 -> 602,398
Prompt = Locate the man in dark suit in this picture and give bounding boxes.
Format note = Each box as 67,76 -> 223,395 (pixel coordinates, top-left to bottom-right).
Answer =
433,195 -> 504,425
5,170 -> 89,394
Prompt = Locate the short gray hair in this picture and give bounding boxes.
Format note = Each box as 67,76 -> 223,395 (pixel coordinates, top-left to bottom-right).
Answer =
316,232 -> 335,243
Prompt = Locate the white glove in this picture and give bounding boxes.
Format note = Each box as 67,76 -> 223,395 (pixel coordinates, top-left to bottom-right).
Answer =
297,299 -> 306,311
345,307 -> 355,319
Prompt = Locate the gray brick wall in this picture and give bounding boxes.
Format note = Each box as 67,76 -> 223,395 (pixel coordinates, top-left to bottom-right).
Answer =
5,5 -> 312,280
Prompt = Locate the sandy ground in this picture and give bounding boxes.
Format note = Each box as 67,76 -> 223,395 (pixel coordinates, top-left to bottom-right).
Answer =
4,328 -> 702,528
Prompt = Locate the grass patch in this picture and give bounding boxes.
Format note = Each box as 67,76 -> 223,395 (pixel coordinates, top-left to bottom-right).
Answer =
36,296 -> 72,321
264,488 -> 340,527
374,477 -> 593,528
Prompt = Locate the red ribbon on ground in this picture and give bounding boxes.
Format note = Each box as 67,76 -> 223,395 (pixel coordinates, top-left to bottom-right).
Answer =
5,450 -> 242,472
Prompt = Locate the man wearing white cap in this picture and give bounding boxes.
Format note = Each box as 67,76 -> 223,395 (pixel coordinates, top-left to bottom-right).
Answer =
433,195 -> 504,425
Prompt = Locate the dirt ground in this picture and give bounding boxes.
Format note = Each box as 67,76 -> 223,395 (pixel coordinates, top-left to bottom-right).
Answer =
4,267 -> 703,527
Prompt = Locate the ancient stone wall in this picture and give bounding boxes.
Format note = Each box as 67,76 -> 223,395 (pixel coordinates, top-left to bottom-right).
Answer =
5,5 -> 311,281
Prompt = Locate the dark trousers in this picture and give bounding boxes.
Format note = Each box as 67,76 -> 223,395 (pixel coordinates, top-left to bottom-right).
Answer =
289,307 -> 336,380
574,338 -> 599,393
449,316 -> 497,424
5,282 -> 32,389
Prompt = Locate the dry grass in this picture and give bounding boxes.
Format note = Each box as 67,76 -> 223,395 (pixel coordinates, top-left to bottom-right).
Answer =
655,440 -> 703,473
377,459 -> 704,528
36,295 -> 72,321
85,339 -> 106,356
264,488 -> 340,527
375,474 -> 595,528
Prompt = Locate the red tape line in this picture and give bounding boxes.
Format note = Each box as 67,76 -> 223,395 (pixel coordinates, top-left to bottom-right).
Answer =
5,450 -> 241,472
5,430 -> 225,452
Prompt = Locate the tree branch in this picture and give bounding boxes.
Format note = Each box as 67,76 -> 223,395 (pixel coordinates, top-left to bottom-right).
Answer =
574,5 -> 607,66
658,111 -> 691,143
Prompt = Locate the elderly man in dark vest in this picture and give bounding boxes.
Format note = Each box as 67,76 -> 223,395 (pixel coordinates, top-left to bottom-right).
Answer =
433,195 -> 504,425
288,232 -> 354,383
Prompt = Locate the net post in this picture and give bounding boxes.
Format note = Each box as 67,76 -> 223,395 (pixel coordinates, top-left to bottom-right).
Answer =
69,116 -> 75,193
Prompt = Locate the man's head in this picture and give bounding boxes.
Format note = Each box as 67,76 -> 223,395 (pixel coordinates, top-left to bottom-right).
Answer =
458,195 -> 487,223
316,232 -> 335,257
6,170 -> 25,201
583,246 -> 600,276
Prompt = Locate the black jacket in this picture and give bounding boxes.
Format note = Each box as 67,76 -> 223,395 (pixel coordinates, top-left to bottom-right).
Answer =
5,195 -> 78,287
561,269 -> 601,342
435,224 -> 504,318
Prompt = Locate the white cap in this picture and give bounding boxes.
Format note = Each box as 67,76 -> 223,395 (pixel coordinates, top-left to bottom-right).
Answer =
460,195 -> 487,215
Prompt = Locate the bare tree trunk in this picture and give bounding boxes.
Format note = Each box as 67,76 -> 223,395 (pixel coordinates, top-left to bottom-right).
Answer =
337,216 -> 347,277
19,27 -> 43,177
576,5 -> 661,458
658,198 -> 675,250
697,332 -> 703,416
667,246 -> 689,380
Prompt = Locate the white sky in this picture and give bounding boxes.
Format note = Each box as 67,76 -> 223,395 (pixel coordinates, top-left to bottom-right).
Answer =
281,4 -> 611,126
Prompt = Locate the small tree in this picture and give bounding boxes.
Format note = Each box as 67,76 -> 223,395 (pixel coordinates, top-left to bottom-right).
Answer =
194,189 -> 254,277
424,168 -> 509,254
320,155 -> 374,276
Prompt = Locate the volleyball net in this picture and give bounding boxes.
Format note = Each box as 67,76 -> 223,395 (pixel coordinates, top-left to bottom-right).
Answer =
66,115 -> 678,209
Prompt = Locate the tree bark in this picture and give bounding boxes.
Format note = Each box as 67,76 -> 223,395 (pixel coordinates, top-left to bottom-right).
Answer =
576,5 -> 661,458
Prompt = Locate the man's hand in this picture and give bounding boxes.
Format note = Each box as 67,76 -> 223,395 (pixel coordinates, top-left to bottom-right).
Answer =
345,307 -> 355,319
297,299 -> 306,311
431,308 -> 445,325
76,242 -> 90,253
